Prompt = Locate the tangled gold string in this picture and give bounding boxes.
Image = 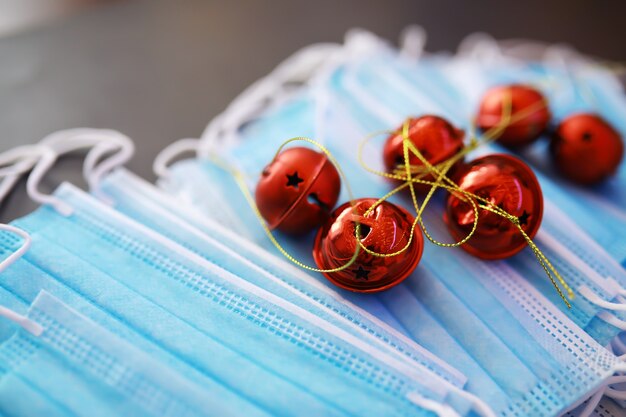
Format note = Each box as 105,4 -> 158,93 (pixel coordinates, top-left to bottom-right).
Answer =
216,87 -> 574,307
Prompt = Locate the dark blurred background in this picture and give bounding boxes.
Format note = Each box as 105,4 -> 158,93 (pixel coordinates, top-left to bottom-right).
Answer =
1,0 -> 625,221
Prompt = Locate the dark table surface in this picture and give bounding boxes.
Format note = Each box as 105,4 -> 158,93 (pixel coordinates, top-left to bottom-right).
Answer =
1,0 -> 625,222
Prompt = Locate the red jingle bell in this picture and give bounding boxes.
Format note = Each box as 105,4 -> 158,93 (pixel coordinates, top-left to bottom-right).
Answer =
550,113 -> 624,185
476,84 -> 550,147
255,147 -> 341,234
313,198 -> 423,292
444,154 -> 543,260
383,116 -> 465,192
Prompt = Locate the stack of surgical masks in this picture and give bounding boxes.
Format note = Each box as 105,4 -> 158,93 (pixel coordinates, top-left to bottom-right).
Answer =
0,28 -> 625,417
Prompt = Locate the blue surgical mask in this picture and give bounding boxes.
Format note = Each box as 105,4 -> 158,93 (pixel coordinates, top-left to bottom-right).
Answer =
155,46 -> 626,417
0,229 -> 276,417
333,45 -> 626,414
96,166 -> 467,389
2,181 -> 479,417
334,44 -> 626,346
0,289 -> 249,417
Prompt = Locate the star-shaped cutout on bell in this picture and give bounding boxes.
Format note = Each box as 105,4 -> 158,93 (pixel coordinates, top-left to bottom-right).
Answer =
582,132 -> 593,142
285,172 -> 304,189
518,210 -> 530,226
354,265 -> 370,281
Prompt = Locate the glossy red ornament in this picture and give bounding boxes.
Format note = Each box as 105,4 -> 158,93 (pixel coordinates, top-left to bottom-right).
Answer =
255,147 -> 341,234
550,113 -> 624,185
444,154 -> 543,260
476,84 -> 550,146
313,198 -> 423,292
383,115 -> 465,192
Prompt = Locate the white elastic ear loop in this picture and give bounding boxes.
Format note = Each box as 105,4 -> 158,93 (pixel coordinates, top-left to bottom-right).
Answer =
26,131 -> 107,215
197,42 -> 342,158
447,385 -> 496,417
33,129 -> 134,208
41,128 -> 135,192
216,41 -> 343,152
82,141 -> 125,204
457,32 -> 504,62
342,62 -> 400,126
543,44 -> 591,71
0,224 -> 31,274
0,129 -> 134,207
153,138 -> 200,180
81,132 -> 135,193
0,135 -> 102,204
0,176 -> 20,203
26,147 -> 73,216
611,333 -> 626,358
0,305 -> 42,337
312,30 -> 409,143
0,145 -> 50,204
580,286 -> 626,312
598,311 -> 626,331
0,145 -> 45,176
406,384 -> 496,417
544,44 -> 604,111
544,200 -> 626,281
0,224 -> 42,337
497,40 -> 550,61
40,128 -> 113,155
565,372 -> 626,417
399,25 -> 427,60
543,44 -> 582,104
405,392 -> 460,417
538,206 -> 626,310
615,333 -> 625,349
575,387 -> 605,417
603,375 -> 626,401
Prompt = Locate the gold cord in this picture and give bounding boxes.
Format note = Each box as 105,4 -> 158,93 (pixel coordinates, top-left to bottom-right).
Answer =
215,88 -> 574,306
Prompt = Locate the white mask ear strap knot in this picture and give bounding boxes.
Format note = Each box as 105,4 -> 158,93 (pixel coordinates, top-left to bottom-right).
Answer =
0,224 -> 42,337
